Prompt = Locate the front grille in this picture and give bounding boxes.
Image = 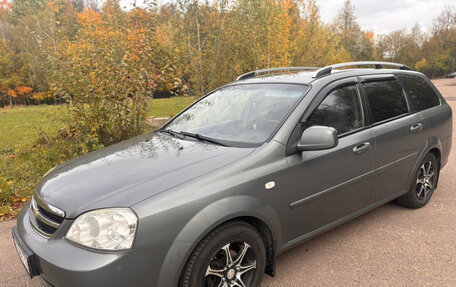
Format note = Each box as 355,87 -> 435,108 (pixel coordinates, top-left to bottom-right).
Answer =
35,218 -> 58,234
36,204 -> 64,224
29,196 -> 65,238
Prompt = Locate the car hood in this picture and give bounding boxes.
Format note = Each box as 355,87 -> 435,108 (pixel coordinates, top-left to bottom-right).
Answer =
35,132 -> 254,218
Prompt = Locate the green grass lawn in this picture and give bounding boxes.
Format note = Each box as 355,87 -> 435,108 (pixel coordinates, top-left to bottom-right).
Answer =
0,105 -> 68,152
147,96 -> 196,118
0,97 -> 196,153
0,96 -> 196,218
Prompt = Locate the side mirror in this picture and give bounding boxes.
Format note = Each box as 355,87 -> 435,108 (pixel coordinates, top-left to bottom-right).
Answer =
297,125 -> 338,151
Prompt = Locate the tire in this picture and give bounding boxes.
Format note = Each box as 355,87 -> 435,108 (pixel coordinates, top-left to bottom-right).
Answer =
181,221 -> 266,287
397,153 -> 439,209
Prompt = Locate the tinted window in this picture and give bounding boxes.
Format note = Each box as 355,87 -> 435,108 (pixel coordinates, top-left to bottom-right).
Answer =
306,85 -> 364,134
363,80 -> 408,123
396,75 -> 440,111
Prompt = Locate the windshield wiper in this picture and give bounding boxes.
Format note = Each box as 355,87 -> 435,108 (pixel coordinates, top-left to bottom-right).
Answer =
179,131 -> 229,147
159,129 -> 184,139
160,129 -> 228,146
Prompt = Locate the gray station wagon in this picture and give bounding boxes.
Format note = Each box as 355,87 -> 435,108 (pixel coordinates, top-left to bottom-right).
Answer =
13,61 -> 452,287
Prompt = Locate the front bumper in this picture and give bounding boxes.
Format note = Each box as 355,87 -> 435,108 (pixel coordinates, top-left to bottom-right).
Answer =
15,203 -> 174,287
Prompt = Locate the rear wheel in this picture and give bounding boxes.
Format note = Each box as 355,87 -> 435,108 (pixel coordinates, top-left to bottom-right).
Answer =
181,221 -> 266,287
397,153 -> 438,208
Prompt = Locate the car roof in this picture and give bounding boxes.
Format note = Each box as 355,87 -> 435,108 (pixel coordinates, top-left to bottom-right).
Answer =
232,68 -> 425,87
229,61 -> 429,87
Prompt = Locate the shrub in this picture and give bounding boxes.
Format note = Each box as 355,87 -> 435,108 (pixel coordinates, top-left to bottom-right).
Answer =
51,4 -> 165,149
0,129 -> 86,219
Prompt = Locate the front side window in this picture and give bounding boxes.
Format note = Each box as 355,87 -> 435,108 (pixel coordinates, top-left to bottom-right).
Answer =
165,84 -> 308,146
396,75 -> 440,111
363,80 -> 409,123
306,84 -> 364,135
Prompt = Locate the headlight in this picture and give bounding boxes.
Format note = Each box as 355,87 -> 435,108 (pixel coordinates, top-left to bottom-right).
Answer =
66,208 -> 137,251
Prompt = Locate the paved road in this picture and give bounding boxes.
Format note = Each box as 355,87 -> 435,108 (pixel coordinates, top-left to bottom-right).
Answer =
1,79 -> 455,287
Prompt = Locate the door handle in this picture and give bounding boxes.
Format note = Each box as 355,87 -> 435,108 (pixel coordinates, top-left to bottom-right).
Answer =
353,142 -> 371,155
410,123 -> 423,133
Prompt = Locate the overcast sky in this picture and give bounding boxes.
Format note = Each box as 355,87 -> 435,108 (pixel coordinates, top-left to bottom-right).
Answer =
318,0 -> 454,34
141,0 -> 455,35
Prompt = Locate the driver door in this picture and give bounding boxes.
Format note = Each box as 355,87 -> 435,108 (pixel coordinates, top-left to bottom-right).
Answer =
287,80 -> 376,240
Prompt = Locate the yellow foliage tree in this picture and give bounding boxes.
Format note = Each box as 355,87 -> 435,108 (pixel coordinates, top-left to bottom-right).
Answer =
52,2 -> 167,147
293,0 -> 351,66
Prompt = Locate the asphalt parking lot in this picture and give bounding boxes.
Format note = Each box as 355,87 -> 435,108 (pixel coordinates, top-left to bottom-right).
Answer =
1,79 -> 455,287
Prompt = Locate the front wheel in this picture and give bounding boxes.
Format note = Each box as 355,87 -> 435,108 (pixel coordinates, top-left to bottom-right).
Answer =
397,153 -> 439,209
181,221 -> 266,287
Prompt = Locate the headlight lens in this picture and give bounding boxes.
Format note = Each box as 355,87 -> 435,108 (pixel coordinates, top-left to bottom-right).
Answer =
66,208 -> 137,251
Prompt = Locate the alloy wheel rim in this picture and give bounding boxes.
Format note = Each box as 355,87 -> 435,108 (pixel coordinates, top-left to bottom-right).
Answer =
416,161 -> 435,200
205,241 -> 257,287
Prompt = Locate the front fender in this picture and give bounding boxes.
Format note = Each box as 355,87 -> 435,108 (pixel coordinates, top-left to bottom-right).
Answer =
157,195 -> 282,287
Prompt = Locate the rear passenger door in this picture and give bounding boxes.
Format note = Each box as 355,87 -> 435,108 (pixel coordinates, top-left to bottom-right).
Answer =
361,76 -> 426,203
396,74 -> 452,166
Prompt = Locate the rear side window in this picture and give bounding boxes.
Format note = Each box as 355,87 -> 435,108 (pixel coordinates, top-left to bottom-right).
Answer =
396,75 -> 440,111
306,84 -> 364,135
363,80 -> 408,124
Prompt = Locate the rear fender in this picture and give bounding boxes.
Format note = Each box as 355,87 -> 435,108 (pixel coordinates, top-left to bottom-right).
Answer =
404,136 -> 442,195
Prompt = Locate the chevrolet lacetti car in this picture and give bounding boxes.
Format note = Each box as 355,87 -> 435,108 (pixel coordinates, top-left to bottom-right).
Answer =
13,61 -> 452,287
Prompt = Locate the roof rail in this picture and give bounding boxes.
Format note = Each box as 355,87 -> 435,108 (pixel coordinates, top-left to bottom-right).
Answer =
236,67 -> 319,81
313,61 -> 412,78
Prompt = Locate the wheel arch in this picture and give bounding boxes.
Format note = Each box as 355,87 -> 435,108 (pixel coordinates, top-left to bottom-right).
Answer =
406,137 -> 443,193
156,195 -> 282,287
429,147 -> 441,165
428,147 -> 442,187
235,216 -> 276,277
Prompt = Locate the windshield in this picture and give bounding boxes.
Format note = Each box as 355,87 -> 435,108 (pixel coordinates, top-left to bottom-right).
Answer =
163,84 -> 308,145
164,84 -> 308,146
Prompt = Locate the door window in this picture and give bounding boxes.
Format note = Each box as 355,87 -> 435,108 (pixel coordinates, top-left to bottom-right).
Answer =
306,84 -> 364,135
363,80 -> 409,123
396,75 -> 440,111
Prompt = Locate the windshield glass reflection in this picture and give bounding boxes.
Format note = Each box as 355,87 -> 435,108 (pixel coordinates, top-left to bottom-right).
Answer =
165,84 -> 308,146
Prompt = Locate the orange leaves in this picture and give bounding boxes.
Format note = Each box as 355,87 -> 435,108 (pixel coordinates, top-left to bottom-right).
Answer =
365,31 -> 375,44
11,197 -> 27,203
0,0 -> 10,11
126,9 -> 155,31
8,89 -> 17,98
16,86 -> 33,96
127,9 -> 151,23
7,86 -> 33,99
32,91 -> 52,101
7,197 -> 29,215
51,6 -> 160,147
78,8 -> 103,27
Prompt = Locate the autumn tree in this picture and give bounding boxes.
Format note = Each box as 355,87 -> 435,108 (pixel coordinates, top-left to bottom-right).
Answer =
0,0 -> 15,106
52,1 -> 172,147
175,0 -> 304,95
8,0 -> 76,94
417,6 -> 455,77
2,0 -> 455,109
174,1 -> 224,95
292,0 -> 350,66
230,0 -> 295,69
332,0 -> 374,61
376,29 -> 422,69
